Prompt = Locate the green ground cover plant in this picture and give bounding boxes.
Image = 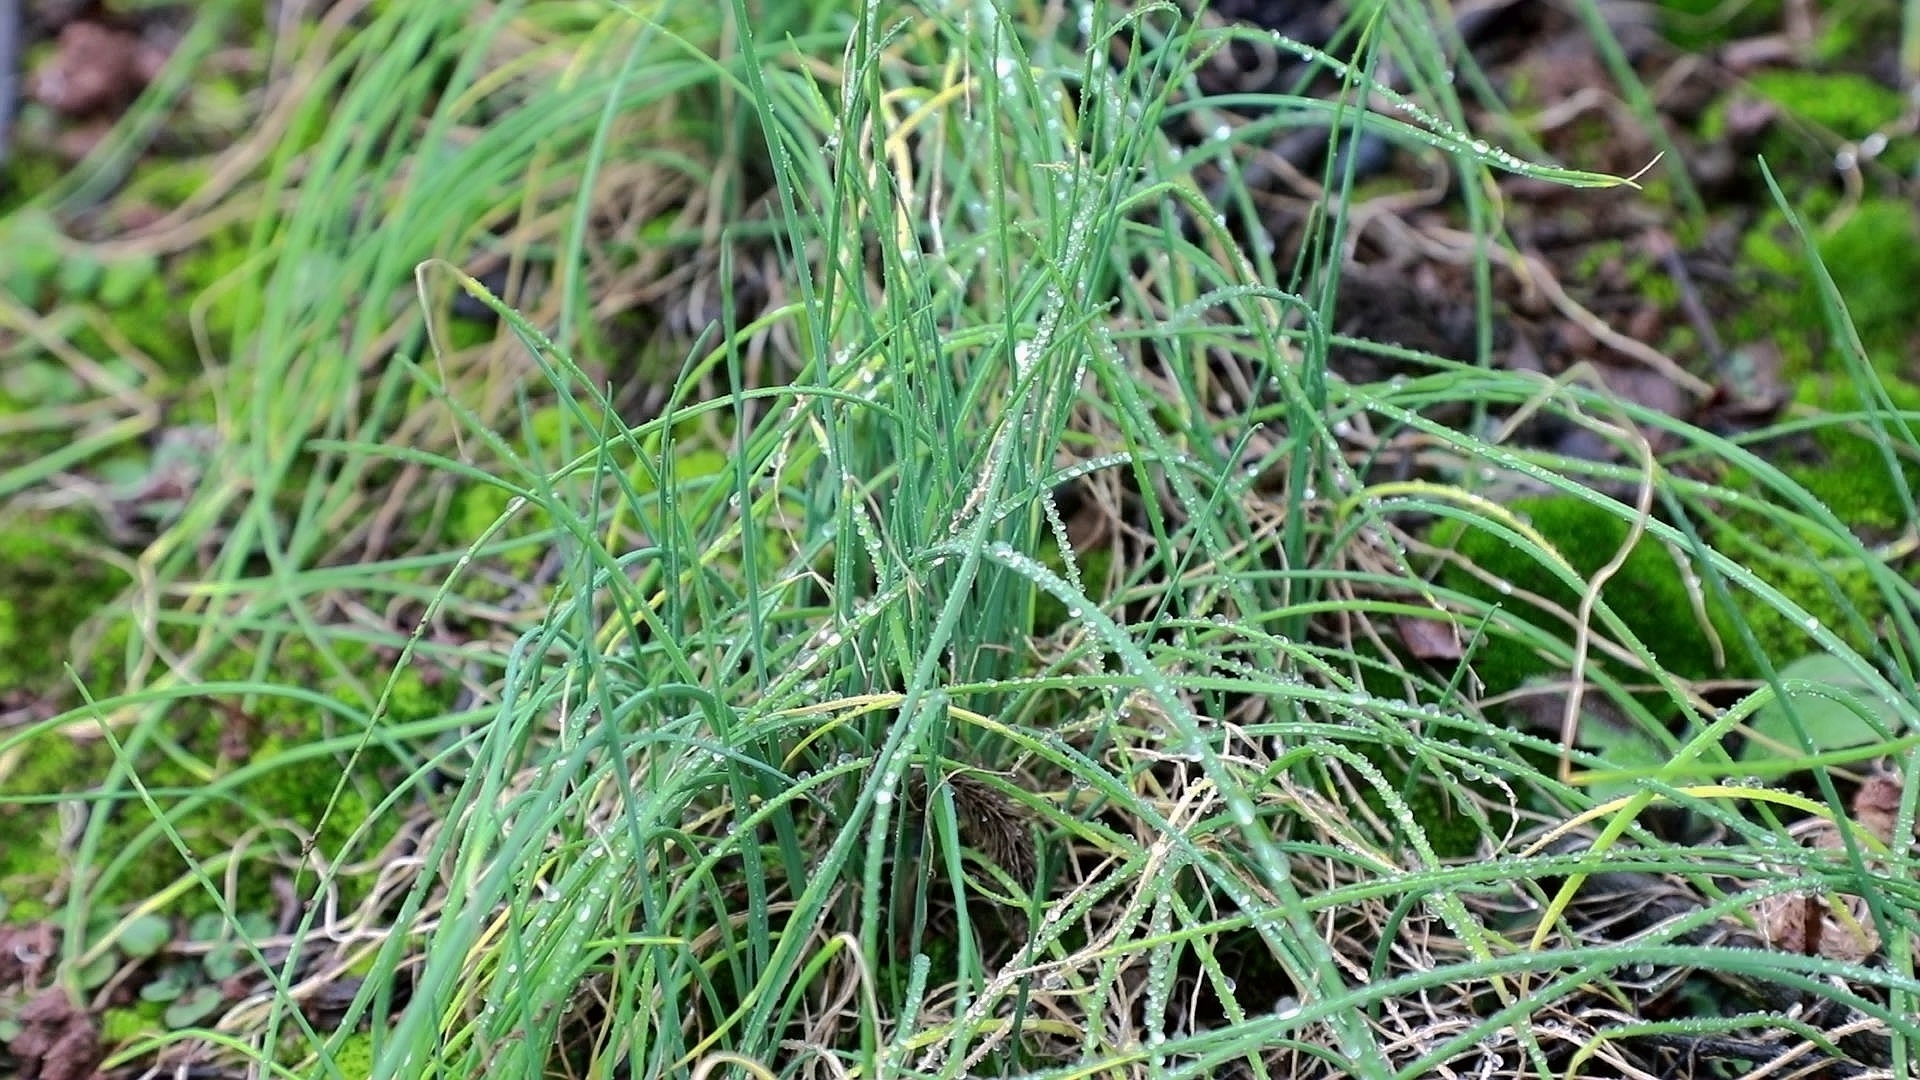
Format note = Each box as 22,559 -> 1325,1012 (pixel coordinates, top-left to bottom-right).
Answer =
3,0 -> 1920,1078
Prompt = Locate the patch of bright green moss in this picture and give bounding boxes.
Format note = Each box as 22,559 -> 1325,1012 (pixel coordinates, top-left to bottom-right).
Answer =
1716,517 -> 1895,664
2,634 -> 455,924
1739,199 -> 1920,377
1432,495 -> 1748,700
100,1006 -> 163,1046
1789,373 -> 1920,530
1351,742 -> 1492,860
1750,70 -> 1905,141
304,1031 -> 376,1080
1741,69 -> 1919,176
1656,0 -> 1784,50
1808,202 -> 1920,363
1032,546 -> 1116,636
0,511 -> 129,692
1711,375 -> 1920,663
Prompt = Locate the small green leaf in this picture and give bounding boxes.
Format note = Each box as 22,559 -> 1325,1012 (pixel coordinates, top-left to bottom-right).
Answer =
1575,711 -> 1674,801
139,969 -> 187,1003
77,950 -> 118,990
163,986 -> 224,1029
1744,653 -> 1901,761
204,945 -> 241,981
118,915 -> 173,959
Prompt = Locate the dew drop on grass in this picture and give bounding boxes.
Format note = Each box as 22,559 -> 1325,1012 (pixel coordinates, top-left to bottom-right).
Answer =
875,788 -> 894,806
1804,615 -> 1821,632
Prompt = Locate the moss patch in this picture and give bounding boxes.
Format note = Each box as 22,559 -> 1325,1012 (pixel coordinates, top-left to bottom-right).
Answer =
1739,199 -> 1920,377
0,511 -> 130,694
1432,495 -> 1747,700
1748,70 -> 1906,143
1,634 -> 454,924
1711,376 -> 1920,663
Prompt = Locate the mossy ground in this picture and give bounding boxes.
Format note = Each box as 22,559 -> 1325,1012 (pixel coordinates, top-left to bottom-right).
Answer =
1432,495 -> 1750,702
3,4 -> 1919,1075
1,628 -> 453,923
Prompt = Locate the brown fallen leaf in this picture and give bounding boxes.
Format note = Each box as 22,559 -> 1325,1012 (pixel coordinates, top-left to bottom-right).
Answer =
1749,769 -> 1908,963
1393,613 -> 1464,662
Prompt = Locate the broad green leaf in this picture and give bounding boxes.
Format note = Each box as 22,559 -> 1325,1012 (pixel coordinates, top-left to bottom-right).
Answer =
1744,653 -> 1901,761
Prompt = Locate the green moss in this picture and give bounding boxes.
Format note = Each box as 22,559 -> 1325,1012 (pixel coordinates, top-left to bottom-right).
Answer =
1656,0 -> 1783,50
1737,199 -> 1920,377
1712,376 -> 1919,663
1740,69 -> 1918,176
1,209 -> 68,302
1750,71 -> 1905,141
1351,742 -> 1492,860
100,1007 -> 162,1046
0,511 -> 129,691
1032,547 -> 1116,635
1809,202 -> 1920,362
299,1031 -> 376,1080
2,633 -> 455,924
1789,373 -> 1920,530
1718,520 -> 1893,664
1432,496 -> 1746,699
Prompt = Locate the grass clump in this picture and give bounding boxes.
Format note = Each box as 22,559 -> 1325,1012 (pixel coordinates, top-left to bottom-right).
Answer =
6,0 -> 1920,1078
